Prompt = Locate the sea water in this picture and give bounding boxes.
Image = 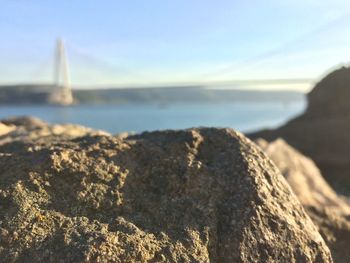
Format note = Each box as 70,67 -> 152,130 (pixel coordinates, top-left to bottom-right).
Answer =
0,100 -> 306,134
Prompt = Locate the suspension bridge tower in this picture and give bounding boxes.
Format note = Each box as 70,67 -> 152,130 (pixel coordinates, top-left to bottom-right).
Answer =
49,38 -> 74,105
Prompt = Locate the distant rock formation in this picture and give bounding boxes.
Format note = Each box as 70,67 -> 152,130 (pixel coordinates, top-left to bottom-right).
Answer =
307,67 -> 350,117
256,138 -> 350,263
0,118 -> 332,262
250,67 -> 350,194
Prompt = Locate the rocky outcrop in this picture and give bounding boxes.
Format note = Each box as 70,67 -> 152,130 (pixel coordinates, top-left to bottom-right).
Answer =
0,119 -> 332,262
256,139 -> 350,215
256,138 -> 350,263
307,67 -> 350,117
0,123 -> 15,136
1,116 -> 47,129
0,116 -> 109,146
250,67 -> 350,194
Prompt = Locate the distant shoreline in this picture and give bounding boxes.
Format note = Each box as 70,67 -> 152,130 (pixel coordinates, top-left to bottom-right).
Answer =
0,84 -> 304,105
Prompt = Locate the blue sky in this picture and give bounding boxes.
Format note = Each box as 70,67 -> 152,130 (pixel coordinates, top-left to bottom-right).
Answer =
1,0 -> 350,90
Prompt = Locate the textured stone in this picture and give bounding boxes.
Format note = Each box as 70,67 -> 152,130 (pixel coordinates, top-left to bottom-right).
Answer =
0,119 -> 332,262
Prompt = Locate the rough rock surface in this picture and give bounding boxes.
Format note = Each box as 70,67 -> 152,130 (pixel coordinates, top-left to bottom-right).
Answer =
0,118 -> 332,262
256,138 -> 350,263
250,66 -> 350,194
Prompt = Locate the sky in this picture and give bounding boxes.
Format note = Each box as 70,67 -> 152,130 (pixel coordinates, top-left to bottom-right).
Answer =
1,0 -> 350,90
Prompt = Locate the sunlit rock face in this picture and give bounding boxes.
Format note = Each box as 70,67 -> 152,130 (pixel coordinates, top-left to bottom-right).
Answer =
256,138 -> 350,263
249,66 -> 350,194
0,118 -> 332,262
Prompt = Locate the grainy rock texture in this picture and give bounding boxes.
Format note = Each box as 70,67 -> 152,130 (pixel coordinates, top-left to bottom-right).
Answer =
250,67 -> 350,194
256,138 -> 350,263
0,118 -> 332,262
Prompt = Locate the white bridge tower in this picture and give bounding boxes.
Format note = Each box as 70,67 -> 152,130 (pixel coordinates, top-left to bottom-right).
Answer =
49,38 -> 74,105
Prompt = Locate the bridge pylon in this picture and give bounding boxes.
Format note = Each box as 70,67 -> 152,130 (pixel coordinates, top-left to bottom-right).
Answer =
49,38 -> 74,105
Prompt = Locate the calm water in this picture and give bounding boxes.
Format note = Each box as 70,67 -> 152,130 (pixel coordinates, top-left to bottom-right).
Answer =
0,101 -> 306,134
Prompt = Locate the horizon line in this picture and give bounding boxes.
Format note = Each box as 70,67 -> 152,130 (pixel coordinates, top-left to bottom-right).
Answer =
0,78 -> 315,89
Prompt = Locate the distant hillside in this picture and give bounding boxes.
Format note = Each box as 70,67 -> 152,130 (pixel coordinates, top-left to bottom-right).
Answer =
0,85 -> 56,104
74,86 -> 304,104
0,85 -> 304,105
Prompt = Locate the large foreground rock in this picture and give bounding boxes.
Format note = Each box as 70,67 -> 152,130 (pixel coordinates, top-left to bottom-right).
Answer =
0,119 -> 332,262
256,139 -> 350,263
250,66 -> 350,193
